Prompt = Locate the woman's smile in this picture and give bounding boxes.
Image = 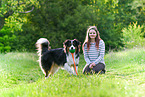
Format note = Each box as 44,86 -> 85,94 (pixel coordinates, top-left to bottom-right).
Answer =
89,29 -> 97,39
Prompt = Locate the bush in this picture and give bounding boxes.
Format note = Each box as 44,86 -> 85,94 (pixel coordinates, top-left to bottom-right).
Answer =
0,15 -> 22,53
122,22 -> 145,48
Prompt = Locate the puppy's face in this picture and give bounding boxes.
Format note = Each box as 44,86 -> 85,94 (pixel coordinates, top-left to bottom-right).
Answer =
64,39 -> 81,53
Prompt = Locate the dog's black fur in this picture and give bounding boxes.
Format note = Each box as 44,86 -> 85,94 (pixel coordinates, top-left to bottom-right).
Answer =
36,38 -> 81,78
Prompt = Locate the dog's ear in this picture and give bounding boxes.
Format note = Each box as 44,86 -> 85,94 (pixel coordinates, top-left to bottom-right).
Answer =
73,39 -> 81,53
63,39 -> 71,53
73,39 -> 81,46
63,39 -> 71,47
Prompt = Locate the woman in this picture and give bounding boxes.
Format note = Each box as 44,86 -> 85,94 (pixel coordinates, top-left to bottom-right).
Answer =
82,26 -> 106,74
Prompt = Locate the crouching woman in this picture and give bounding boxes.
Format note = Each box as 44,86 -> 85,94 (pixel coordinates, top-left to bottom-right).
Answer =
82,26 -> 106,74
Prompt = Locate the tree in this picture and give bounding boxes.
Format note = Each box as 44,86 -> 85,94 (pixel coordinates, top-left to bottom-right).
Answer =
12,0 -> 85,51
0,0 -> 38,30
2,0 -> 144,52
0,0 -> 39,52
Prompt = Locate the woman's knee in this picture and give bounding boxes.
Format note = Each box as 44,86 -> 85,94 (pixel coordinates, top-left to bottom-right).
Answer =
92,63 -> 105,74
82,64 -> 91,74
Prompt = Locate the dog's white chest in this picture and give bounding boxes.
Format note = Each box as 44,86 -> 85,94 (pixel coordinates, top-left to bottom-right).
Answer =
67,53 -> 78,66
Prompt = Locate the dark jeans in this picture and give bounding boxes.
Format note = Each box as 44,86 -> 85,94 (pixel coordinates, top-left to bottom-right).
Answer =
83,63 -> 105,74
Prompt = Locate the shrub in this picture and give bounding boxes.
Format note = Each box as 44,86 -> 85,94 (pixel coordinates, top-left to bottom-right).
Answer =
122,22 -> 145,48
0,15 -> 22,53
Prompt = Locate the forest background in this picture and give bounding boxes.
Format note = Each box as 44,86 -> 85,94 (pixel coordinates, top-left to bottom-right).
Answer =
0,0 -> 145,53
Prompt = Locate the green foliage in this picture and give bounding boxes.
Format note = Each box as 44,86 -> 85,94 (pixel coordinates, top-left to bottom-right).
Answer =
0,0 -> 39,52
0,0 -> 39,13
130,0 -> 145,25
13,0 -> 89,51
0,15 -> 23,52
13,0 -> 123,51
0,0 -> 145,52
122,22 -> 145,48
0,48 -> 145,96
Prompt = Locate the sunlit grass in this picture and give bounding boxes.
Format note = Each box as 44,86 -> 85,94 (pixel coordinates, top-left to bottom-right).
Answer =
0,47 -> 145,97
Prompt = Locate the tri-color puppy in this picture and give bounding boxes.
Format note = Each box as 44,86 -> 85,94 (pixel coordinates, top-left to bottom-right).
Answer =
36,38 -> 81,78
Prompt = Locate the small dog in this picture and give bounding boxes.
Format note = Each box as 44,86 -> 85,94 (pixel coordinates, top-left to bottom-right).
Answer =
36,38 -> 81,78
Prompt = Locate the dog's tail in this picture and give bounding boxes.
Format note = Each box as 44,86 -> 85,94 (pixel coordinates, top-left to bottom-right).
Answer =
36,38 -> 50,56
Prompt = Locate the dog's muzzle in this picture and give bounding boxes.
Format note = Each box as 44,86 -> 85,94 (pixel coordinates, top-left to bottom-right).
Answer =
69,46 -> 75,53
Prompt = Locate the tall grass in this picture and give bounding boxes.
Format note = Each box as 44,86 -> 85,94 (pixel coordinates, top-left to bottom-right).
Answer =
0,48 -> 145,97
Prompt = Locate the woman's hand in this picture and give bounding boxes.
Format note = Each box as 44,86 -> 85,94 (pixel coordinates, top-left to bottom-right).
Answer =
89,63 -> 96,68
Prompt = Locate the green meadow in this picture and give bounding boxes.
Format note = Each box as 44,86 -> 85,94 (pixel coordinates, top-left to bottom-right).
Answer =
0,48 -> 145,97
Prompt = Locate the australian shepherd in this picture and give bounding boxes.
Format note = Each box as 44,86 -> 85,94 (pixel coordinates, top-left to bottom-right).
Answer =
36,38 -> 81,78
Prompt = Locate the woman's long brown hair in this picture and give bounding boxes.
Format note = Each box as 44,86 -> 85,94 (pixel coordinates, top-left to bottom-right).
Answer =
82,26 -> 101,51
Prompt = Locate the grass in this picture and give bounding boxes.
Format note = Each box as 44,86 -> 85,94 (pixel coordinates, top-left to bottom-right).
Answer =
0,47 -> 145,97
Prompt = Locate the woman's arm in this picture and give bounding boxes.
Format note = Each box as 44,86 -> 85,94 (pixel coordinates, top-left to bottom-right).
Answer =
83,44 -> 92,65
94,40 -> 105,65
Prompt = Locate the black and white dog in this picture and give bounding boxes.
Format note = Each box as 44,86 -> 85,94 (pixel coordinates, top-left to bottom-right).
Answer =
36,38 -> 81,78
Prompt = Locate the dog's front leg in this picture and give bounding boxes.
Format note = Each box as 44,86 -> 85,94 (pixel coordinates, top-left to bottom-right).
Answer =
75,64 -> 78,75
71,64 -> 78,75
75,58 -> 79,75
64,63 -> 76,75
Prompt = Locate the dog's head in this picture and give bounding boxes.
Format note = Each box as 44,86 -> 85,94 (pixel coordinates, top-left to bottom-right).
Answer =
63,39 -> 81,54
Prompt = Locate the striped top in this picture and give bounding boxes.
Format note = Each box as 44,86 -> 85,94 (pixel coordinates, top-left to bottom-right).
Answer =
83,40 -> 105,65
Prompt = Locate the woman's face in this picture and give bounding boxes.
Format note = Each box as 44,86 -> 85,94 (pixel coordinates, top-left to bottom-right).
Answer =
89,29 -> 97,39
